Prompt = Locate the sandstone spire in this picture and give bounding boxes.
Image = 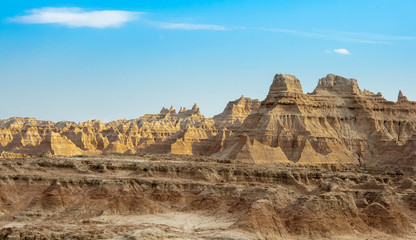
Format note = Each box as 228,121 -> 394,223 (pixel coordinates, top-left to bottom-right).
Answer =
160,107 -> 169,114
397,90 -> 408,102
179,107 -> 187,113
195,107 -> 201,115
192,103 -> 198,111
160,106 -> 176,114
169,106 -> 176,114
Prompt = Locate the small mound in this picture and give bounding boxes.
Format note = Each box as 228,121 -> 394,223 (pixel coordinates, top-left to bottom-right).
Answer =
231,199 -> 289,239
22,180 -> 164,218
283,193 -> 368,237
360,202 -> 412,235
398,178 -> 416,191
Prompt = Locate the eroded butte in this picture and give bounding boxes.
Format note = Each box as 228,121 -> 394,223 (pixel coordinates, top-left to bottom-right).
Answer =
0,73 -> 415,239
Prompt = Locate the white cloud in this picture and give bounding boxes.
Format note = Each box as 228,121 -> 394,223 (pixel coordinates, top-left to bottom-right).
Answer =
10,7 -> 141,28
333,48 -> 350,55
10,7 -> 228,31
156,22 -> 226,31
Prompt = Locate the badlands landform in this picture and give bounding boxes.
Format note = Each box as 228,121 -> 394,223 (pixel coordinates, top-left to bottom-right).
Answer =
1,73 -> 416,165
0,73 -> 415,239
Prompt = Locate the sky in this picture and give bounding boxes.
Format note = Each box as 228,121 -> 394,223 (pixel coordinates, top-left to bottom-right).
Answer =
0,0 -> 415,122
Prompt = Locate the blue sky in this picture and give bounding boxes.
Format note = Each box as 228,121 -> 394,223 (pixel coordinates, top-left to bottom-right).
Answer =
1,0 -> 415,122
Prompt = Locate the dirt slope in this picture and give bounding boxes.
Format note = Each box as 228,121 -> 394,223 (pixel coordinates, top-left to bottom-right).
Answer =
0,155 -> 415,239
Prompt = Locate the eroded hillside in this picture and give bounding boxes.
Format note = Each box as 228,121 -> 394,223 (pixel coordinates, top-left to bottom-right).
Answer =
1,73 -> 416,166
0,155 -> 415,239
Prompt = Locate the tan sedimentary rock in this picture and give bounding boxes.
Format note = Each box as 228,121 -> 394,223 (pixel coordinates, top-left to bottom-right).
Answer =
0,73 -> 415,166
0,151 -> 28,158
18,132 -> 84,156
232,199 -> 289,238
0,156 -> 414,239
215,73 -> 416,165
0,129 -> 13,146
213,95 -> 260,129
131,104 -> 217,155
0,105 -> 218,156
398,90 -> 408,102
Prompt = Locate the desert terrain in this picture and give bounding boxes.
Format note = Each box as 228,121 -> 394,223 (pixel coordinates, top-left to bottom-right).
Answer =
0,154 -> 415,239
1,73 -> 416,239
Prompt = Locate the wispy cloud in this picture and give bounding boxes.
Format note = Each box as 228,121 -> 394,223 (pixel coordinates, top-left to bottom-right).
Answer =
9,7 -> 141,28
258,28 -> 416,44
153,22 -> 226,31
333,48 -> 350,55
318,29 -> 416,41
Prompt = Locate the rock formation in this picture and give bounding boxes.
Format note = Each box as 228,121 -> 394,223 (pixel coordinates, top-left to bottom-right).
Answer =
1,73 -> 416,239
398,90 -> 409,102
215,73 -> 416,166
213,95 -> 260,129
0,155 -> 414,239
1,73 -> 416,167
0,105 -> 216,157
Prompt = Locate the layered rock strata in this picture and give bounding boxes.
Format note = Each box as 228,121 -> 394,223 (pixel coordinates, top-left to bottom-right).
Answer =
0,156 -> 414,239
1,73 -> 416,166
0,104 -> 216,156
214,74 -> 416,165
213,95 -> 260,129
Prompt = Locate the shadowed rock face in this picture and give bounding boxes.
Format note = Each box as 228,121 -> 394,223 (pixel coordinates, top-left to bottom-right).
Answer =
1,73 -> 416,167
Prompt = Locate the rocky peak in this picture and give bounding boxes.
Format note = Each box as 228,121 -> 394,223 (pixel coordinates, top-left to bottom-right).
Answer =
160,106 -> 176,115
195,107 -> 201,115
160,107 -> 169,114
177,104 -> 202,117
192,103 -> 199,111
397,90 -> 408,102
179,107 -> 186,113
213,96 -> 260,128
262,74 -> 304,106
2,72 -> 416,166
269,73 -> 303,95
314,74 -> 361,95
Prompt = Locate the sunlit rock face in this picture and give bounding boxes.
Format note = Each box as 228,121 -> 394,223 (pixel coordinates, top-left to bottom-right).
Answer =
213,95 -> 261,129
214,73 -> 416,166
1,73 -> 416,167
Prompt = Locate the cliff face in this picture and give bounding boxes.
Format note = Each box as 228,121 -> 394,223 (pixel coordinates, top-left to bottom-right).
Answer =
215,73 -> 416,165
1,73 -> 416,166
